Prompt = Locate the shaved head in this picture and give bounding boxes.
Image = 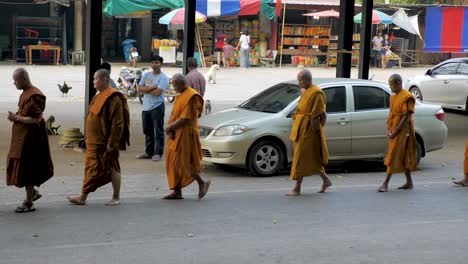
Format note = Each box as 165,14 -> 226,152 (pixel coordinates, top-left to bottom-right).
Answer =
388,73 -> 403,93
297,69 -> 313,89
13,68 -> 31,90
95,69 -> 110,82
389,73 -> 403,85
172,73 -> 187,92
93,69 -> 111,91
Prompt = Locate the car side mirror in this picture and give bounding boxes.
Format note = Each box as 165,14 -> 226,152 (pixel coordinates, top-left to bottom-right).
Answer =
426,69 -> 432,76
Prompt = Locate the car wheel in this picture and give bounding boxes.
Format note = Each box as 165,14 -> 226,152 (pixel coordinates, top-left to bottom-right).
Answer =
416,140 -> 422,166
410,86 -> 423,101
248,140 -> 284,176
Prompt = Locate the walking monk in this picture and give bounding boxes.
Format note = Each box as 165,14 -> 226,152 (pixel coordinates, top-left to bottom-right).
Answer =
67,69 -> 130,205
378,74 -> 416,192
453,143 -> 468,186
6,68 -> 54,213
287,69 -> 332,196
163,73 -> 210,200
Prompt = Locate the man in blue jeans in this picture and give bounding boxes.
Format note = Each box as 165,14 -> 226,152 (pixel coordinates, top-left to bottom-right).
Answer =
136,55 -> 169,161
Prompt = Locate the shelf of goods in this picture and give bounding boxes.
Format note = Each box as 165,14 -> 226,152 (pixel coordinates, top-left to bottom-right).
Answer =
280,24 -> 331,66
198,23 -> 213,56
327,34 -> 361,66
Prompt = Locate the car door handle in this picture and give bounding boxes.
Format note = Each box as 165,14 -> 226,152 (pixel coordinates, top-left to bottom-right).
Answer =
443,80 -> 449,84
337,118 -> 350,126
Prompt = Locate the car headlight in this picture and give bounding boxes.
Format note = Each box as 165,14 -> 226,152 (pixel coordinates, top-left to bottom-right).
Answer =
213,125 -> 247,136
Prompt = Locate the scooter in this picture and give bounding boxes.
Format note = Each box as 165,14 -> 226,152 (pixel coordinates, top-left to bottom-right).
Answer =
116,67 -> 147,104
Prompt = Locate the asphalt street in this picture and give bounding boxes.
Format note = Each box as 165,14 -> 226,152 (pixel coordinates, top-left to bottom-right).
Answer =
0,65 -> 467,264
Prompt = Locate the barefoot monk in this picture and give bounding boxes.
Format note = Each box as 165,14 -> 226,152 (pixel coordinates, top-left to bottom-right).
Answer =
67,69 -> 130,206
378,74 -> 416,192
287,69 -> 332,196
163,73 -> 210,200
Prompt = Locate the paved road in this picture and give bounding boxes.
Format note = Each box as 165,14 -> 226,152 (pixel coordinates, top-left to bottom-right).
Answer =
1,65 -> 467,263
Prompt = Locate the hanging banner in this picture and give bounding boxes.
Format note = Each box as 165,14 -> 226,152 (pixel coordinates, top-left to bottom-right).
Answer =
391,8 -> 422,40
425,7 -> 468,52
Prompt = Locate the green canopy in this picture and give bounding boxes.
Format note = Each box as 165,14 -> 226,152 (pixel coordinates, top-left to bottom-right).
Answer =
103,0 -> 184,16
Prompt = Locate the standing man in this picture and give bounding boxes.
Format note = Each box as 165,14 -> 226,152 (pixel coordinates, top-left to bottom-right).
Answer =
67,69 -> 130,206
378,74 -> 416,192
287,69 -> 332,196
453,143 -> 468,186
6,68 -> 54,213
100,62 -> 118,89
185,57 -> 206,98
372,32 -> 383,68
163,74 -> 211,200
136,55 -> 169,161
236,29 -> 250,69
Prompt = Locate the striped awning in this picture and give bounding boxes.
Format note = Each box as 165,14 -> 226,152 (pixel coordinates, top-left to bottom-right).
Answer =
196,0 -> 281,19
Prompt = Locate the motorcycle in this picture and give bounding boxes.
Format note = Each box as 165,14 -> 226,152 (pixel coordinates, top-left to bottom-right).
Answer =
116,67 -> 146,104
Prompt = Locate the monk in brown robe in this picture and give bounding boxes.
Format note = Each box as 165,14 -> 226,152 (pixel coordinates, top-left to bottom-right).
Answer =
67,69 -> 130,205
163,73 -> 211,200
287,69 -> 332,196
378,74 -> 416,192
453,143 -> 468,186
6,68 -> 54,213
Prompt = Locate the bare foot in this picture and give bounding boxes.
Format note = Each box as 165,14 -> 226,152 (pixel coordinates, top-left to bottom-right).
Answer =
377,185 -> 388,192
105,198 -> 120,206
198,180 -> 211,200
318,180 -> 332,193
162,191 -> 184,200
286,189 -> 301,196
453,179 -> 468,186
398,183 -> 414,190
67,196 -> 86,205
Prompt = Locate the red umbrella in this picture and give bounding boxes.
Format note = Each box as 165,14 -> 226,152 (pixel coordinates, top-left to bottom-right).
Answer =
303,9 -> 340,18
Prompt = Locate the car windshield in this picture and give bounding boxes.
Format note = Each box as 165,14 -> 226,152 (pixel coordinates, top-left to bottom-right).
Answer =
238,83 -> 301,113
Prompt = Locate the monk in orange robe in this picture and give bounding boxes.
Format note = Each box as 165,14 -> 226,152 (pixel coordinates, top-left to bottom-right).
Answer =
378,74 -> 416,192
453,143 -> 468,186
163,73 -> 211,200
287,69 -> 332,196
6,68 -> 54,213
67,69 -> 130,205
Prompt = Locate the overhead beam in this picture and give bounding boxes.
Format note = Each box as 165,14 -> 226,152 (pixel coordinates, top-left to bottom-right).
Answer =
183,0 -> 196,75
358,0 -> 373,80
85,0 -> 102,113
336,0 -> 355,78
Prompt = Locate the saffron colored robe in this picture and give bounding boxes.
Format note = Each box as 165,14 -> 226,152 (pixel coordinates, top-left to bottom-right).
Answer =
165,87 -> 203,190
384,89 -> 417,174
6,86 -> 54,187
82,87 -> 130,193
290,85 -> 329,180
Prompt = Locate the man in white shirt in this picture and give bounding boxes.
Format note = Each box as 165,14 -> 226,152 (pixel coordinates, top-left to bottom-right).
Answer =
372,32 -> 383,68
236,29 -> 250,69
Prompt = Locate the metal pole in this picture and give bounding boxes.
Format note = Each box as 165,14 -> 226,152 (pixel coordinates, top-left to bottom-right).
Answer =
336,0 -> 355,78
183,0 -> 196,75
85,0 -> 102,115
358,0 -> 373,79
279,2 -> 286,68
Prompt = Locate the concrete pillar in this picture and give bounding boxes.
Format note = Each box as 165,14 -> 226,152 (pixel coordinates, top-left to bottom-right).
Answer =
183,0 -> 196,75
358,0 -> 373,80
74,0 -> 83,51
336,0 -> 355,78
137,15 -> 152,61
85,0 -> 102,114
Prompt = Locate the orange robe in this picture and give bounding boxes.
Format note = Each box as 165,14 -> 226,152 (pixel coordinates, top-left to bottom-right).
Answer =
384,89 -> 417,174
165,87 -> 203,190
290,85 -> 329,180
464,143 -> 468,174
82,87 -> 130,193
6,86 -> 54,187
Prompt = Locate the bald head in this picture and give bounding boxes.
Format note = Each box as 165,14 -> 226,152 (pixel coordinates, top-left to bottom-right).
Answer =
172,73 -> 187,92
13,68 -> 31,90
388,73 -> 403,93
297,69 -> 313,89
93,69 -> 111,91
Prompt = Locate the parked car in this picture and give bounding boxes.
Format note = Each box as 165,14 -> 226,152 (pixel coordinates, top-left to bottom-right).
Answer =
198,78 -> 448,176
407,58 -> 468,111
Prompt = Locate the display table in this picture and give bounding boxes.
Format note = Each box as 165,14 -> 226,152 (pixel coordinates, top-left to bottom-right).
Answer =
389,57 -> 402,69
158,46 -> 176,64
25,45 -> 61,65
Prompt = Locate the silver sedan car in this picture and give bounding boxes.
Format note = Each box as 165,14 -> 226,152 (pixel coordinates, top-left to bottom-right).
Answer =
199,78 -> 448,176
407,58 -> 468,111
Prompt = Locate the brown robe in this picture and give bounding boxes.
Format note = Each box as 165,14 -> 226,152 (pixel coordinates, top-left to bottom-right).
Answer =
6,86 -> 54,187
384,89 -> 417,174
165,87 -> 203,190
290,85 -> 329,180
82,87 -> 130,194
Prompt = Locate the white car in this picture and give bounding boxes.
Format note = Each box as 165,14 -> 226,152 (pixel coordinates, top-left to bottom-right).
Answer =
407,58 -> 468,111
199,78 -> 448,176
